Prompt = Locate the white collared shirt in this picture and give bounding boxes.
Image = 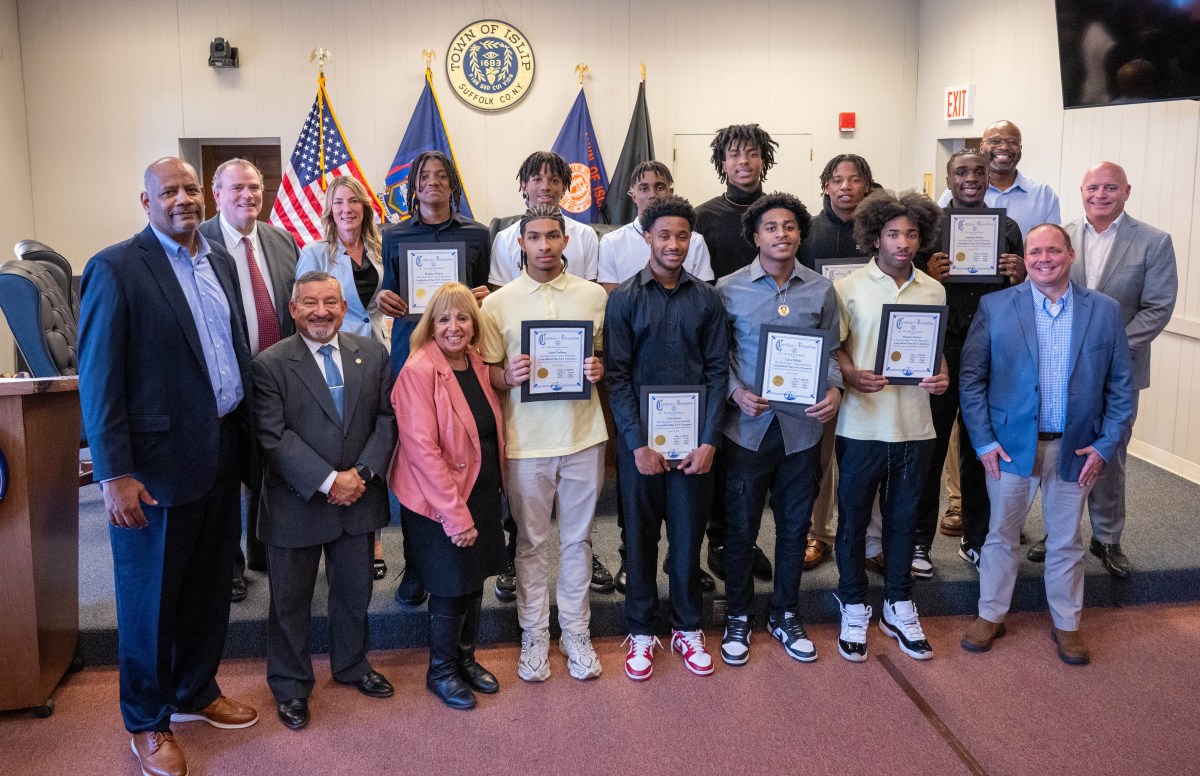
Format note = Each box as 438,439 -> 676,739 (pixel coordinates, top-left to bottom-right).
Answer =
1083,211 -> 1126,289
300,333 -> 344,494
488,217 -> 599,286
597,220 -> 714,284
219,215 -> 277,355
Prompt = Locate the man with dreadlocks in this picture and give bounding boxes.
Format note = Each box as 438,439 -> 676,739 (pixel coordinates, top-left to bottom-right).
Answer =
694,124 -> 779,583
381,151 -> 494,607
488,151 -> 600,288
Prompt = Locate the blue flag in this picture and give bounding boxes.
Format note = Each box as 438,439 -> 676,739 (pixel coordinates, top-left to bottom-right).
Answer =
551,88 -> 609,224
383,70 -> 473,220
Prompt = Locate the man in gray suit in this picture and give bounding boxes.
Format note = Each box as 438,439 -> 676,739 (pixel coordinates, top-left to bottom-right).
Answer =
253,271 -> 396,730
199,158 -> 300,599
1034,161 -> 1177,578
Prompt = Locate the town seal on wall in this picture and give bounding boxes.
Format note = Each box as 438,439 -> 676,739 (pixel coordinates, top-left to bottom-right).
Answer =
446,20 -> 535,112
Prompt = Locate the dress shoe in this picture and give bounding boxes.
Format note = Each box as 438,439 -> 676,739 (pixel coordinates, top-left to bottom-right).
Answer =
752,544 -> 773,581
804,538 -> 830,570
961,617 -> 1006,652
1090,539 -> 1131,579
614,562 -> 627,594
590,554 -> 615,592
276,698 -> 309,730
707,544 -> 727,580
341,669 -> 394,698
1051,627 -> 1090,665
170,695 -> 258,728
865,553 -> 886,574
131,731 -> 187,776
1028,536 -> 1047,563
231,576 -> 247,603
394,567 -> 428,606
938,509 -> 963,537
372,558 -> 387,581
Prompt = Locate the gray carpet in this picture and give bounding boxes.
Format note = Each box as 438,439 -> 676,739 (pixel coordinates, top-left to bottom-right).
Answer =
76,457 -> 1200,666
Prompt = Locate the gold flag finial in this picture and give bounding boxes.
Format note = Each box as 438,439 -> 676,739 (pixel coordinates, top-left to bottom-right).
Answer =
422,49 -> 435,67
640,61 -> 646,83
575,63 -> 589,85
309,47 -> 332,71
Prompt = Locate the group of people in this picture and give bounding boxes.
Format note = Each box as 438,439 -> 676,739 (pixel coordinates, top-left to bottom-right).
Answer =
77,117 -> 1176,776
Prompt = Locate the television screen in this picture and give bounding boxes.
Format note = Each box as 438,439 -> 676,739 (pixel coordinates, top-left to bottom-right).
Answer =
1055,0 -> 1200,108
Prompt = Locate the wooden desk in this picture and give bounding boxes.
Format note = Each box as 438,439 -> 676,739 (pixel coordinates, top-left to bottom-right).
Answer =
0,377 -> 81,716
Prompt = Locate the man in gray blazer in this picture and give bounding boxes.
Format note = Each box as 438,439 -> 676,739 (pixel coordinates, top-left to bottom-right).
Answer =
199,158 -> 300,598
253,271 -> 397,730
1046,161 -> 1177,578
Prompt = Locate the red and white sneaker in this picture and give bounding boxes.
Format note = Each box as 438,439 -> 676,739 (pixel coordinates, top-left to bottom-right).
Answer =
623,634 -> 661,681
670,629 -> 715,676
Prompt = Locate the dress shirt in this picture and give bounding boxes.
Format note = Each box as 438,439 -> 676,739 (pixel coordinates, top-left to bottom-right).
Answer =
937,170 -> 1062,237
598,221 -> 714,284
718,257 -> 843,455
604,267 -> 729,453
488,217 -> 599,286
1082,212 -> 1126,289
217,215 -> 276,356
300,333 -> 344,494
150,225 -> 242,416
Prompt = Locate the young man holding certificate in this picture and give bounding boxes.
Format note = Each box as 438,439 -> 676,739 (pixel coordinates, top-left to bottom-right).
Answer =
605,195 -> 729,680
833,189 -> 948,663
478,205 -> 608,683
715,193 -> 843,666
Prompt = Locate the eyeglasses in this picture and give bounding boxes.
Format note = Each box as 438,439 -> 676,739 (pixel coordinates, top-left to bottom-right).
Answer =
982,137 -> 1021,148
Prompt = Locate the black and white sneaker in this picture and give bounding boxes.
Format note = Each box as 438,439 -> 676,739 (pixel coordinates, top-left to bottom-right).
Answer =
720,616 -> 751,666
958,539 -> 981,571
879,599 -> 933,660
590,555 -> 615,592
836,596 -> 871,663
494,561 -> 517,601
911,544 -> 934,579
769,612 -> 817,662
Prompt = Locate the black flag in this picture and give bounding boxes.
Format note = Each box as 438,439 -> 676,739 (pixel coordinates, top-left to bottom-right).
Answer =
603,80 -> 655,226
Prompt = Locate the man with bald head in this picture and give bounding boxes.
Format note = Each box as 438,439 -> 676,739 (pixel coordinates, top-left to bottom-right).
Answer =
1036,161 -> 1177,578
80,157 -> 258,776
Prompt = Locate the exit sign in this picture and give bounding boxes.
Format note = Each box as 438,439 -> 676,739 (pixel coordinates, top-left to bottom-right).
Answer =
944,84 -> 975,120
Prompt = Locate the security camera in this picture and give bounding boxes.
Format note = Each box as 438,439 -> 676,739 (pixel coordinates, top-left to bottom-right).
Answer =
208,37 -> 239,68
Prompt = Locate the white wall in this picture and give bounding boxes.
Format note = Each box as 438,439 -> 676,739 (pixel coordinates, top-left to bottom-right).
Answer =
0,0 -> 33,371
915,0 -> 1200,478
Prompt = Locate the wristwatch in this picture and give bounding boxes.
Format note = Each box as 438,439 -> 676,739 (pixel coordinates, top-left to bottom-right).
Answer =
354,463 -> 375,483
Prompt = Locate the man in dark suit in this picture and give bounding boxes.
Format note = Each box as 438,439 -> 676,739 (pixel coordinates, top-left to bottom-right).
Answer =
252,270 -> 397,730
79,157 -> 258,776
959,224 -> 1133,664
198,157 -> 300,599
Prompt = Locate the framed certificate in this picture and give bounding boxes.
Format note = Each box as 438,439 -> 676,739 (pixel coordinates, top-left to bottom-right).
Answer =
398,241 -> 468,321
813,258 -> 868,283
520,320 -> 594,402
940,208 -> 1004,283
873,304 -> 948,386
640,386 -> 706,468
754,325 -> 833,415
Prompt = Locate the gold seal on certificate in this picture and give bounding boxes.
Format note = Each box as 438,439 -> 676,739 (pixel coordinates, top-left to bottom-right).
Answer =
754,325 -> 833,414
640,386 -> 705,468
398,241 -> 468,321
941,208 -> 1004,282
873,304 -> 949,386
520,320 -> 594,402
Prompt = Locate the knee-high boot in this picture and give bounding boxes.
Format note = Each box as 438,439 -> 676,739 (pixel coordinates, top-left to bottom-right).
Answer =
426,612 -> 476,709
457,596 -> 499,694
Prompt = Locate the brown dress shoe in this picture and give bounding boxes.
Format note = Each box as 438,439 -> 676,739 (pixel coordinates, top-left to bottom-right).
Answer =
170,695 -> 258,729
961,616 -> 1006,652
865,553 -> 886,574
1051,627 -> 1091,665
804,538 -> 831,570
938,510 -> 964,537
131,731 -> 188,776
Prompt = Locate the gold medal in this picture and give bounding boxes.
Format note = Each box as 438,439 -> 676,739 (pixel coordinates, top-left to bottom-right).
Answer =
777,304 -> 790,317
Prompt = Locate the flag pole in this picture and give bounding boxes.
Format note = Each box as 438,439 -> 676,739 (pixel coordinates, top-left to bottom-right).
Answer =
310,47 -> 333,190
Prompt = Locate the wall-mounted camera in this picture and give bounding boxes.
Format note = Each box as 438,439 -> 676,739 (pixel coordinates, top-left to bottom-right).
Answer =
208,37 -> 239,68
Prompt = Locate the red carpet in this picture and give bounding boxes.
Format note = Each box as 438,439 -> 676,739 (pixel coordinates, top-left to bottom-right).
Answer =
3,603 -> 1200,775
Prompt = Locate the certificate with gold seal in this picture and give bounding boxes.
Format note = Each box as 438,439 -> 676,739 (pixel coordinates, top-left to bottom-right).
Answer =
640,386 -> 706,469
399,241 -> 467,321
940,208 -> 1004,283
754,325 -> 833,414
520,320 -> 593,402
873,304 -> 948,386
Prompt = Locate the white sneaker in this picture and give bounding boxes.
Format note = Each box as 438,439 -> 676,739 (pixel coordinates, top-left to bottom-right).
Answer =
879,599 -> 933,660
623,634 -> 661,681
517,628 -> 551,682
670,629 -> 715,676
837,596 -> 872,663
559,630 -> 602,680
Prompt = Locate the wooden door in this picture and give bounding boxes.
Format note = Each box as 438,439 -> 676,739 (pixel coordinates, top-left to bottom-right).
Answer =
200,144 -> 283,222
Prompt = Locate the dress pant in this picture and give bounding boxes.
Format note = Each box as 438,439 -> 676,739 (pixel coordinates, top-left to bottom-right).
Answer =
266,530 -> 374,702
109,422 -> 241,733
509,443 -> 604,634
979,438 -> 1090,630
619,443 -> 711,634
1087,391 -> 1139,544
807,419 -> 839,545
724,421 -> 821,617
835,436 -> 934,605
915,347 -> 991,550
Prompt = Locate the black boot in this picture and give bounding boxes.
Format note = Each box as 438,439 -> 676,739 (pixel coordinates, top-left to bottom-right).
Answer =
457,597 -> 499,694
426,613 -> 476,709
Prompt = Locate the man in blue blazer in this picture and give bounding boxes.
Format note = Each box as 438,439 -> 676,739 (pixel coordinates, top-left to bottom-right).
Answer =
958,224 -> 1132,665
79,157 -> 258,776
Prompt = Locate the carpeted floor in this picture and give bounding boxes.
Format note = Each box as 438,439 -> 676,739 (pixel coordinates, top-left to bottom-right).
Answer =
3,603 -> 1200,776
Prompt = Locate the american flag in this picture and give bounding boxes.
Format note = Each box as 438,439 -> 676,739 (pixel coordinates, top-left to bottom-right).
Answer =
270,72 -> 383,247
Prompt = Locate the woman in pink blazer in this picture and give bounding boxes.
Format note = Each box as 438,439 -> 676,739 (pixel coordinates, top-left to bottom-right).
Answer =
390,282 -> 507,710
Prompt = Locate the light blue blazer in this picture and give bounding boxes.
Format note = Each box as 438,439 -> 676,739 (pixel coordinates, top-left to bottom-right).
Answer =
296,240 -> 387,346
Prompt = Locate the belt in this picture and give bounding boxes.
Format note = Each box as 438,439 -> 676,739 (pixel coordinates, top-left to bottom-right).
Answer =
1037,432 -> 1062,441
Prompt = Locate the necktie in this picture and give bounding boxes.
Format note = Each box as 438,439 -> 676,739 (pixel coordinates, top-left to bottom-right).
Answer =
243,236 -> 281,352
317,344 -> 344,420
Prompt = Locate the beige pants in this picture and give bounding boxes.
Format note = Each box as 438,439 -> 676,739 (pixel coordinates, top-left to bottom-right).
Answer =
808,420 -> 838,545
